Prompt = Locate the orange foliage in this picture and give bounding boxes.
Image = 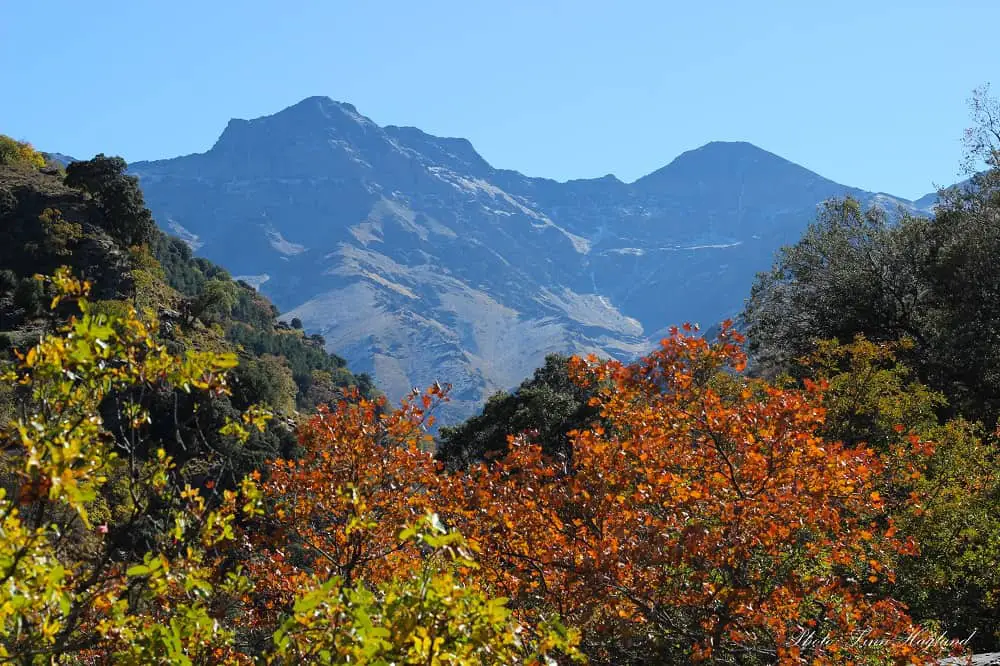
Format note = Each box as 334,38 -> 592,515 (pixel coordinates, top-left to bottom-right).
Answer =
243,386 -> 444,627
245,324 -> 955,663
436,323 -> 946,663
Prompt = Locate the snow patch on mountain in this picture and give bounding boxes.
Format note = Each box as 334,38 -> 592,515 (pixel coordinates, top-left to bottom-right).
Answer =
166,219 -> 203,251
264,227 -> 307,256
538,287 -> 644,336
234,273 -> 270,289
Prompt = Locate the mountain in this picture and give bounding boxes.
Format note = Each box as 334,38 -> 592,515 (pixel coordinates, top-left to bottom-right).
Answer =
41,152 -> 77,167
129,96 -> 932,423
913,176 -> 977,211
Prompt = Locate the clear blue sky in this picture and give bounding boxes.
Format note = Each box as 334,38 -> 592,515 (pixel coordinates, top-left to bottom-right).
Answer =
2,1 -> 996,199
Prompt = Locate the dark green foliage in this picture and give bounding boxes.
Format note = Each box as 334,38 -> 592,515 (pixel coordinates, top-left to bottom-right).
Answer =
744,197 -> 932,376
436,354 -> 598,468
65,154 -> 156,247
151,233 -> 234,298
226,322 -> 374,408
149,234 -> 198,293
0,269 -> 17,294
744,170 -> 1000,424
189,278 -> 238,324
12,277 -> 46,318
63,154 -> 128,194
290,317 -> 303,330
0,185 -> 15,217
232,353 -> 297,415
231,283 -> 280,330
917,169 -> 1000,422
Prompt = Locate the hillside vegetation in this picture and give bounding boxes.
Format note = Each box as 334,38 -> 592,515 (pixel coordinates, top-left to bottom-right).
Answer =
0,146 -> 375,484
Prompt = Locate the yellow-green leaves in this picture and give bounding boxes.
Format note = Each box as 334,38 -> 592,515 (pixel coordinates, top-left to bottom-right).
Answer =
269,513 -> 582,665
219,402 -> 273,443
0,269 -> 247,663
0,270 -> 583,664
0,135 -> 47,169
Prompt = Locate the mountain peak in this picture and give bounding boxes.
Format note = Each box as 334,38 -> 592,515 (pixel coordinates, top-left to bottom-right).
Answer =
282,96 -> 369,122
132,97 -> 916,424
633,140 -> 830,193
665,141 -> 793,170
210,96 -> 377,156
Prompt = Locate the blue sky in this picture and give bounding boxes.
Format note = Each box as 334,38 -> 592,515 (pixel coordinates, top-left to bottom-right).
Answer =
1,1 -> 996,199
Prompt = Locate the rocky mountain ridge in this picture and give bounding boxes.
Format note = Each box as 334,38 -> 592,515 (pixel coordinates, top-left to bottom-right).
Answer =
130,96 -> 936,422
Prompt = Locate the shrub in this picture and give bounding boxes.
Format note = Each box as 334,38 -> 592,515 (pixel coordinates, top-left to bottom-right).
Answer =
0,134 -> 46,168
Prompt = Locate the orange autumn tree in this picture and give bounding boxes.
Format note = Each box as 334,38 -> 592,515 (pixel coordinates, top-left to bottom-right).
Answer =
242,387 -> 442,625
437,323 -> 955,664
240,387 -> 584,664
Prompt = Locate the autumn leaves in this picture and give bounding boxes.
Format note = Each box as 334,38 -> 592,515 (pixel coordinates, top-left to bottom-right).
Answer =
0,267 -> 975,663
247,322 -> 956,664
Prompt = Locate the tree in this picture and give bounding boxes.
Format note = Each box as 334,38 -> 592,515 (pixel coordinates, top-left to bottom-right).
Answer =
0,135 -> 46,169
243,387 -> 442,625
436,324 -> 956,664
64,154 -> 156,247
0,270 -> 572,664
38,207 -> 83,257
267,513 -> 583,665
743,197 -> 931,376
290,317 -> 303,330
916,162 -> 1000,423
436,354 -> 599,468
803,336 -> 944,450
301,369 -> 346,410
12,275 -> 47,318
801,336 -> 1000,650
188,277 -> 238,325
962,84 -> 1000,173
0,268 -> 257,663
233,385 -> 582,663
63,154 -> 128,193
743,86 -> 1000,426
233,353 -> 298,415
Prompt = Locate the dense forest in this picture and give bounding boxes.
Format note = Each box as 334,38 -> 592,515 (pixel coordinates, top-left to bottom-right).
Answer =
2,87 -> 1000,664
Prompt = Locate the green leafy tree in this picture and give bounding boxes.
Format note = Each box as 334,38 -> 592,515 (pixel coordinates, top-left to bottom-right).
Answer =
64,154 -> 156,247
743,198 -> 931,376
744,86 -> 1000,426
12,276 -> 47,319
436,354 -> 598,468
801,336 -> 1000,650
0,268 -> 261,663
805,336 -> 943,449
189,278 -> 238,325
233,353 -> 298,415
38,207 -> 83,257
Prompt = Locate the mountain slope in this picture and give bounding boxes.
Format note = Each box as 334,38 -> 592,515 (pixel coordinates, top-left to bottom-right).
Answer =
130,97 -> 928,422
